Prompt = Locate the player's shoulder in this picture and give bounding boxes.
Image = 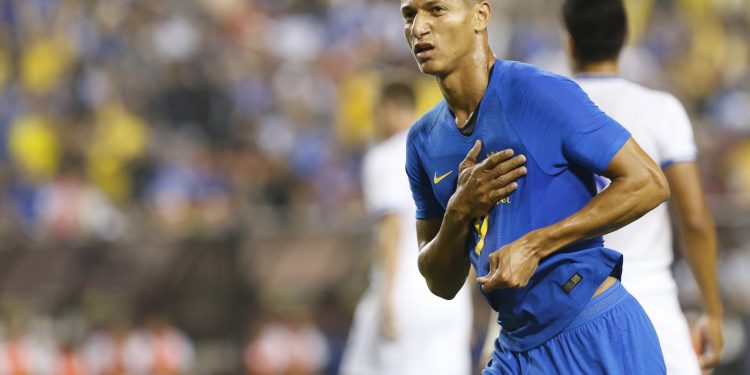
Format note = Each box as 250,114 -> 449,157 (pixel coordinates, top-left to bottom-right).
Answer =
495,60 -> 579,100
499,60 -> 556,80
407,100 -> 447,147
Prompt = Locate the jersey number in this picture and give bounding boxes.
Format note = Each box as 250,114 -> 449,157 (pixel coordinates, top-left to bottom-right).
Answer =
474,216 -> 489,255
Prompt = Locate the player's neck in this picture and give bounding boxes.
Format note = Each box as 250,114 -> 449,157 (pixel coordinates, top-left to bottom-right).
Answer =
574,60 -> 619,76
436,51 -> 496,128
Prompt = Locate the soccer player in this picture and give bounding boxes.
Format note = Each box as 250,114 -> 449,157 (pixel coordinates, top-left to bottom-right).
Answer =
340,82 -> 472,375
563,0 -> 724,372
401,0 -> 670,372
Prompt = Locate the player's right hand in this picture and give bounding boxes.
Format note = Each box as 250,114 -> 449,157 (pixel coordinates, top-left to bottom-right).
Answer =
448,140 -> 526,219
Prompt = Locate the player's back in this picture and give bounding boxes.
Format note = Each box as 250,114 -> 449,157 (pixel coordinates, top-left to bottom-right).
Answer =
575,76 -> 696,297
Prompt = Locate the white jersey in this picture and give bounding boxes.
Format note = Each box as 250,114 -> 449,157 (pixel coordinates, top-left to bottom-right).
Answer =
340,130 -> 472,375
576,76 -> 700,375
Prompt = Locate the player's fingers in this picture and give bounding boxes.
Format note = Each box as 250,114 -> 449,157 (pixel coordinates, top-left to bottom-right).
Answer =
490,154 -> 526,178
476,274 -> 490,284
489,182 -> 518,202
492,166 -> 527,189
477,259 -> 497,285
480,271 -> 509,293
480,149 -> 514,170
460,140 -> 482,170
489,253 -> 499,274
478,273 -> 498,293
480,280 -> 494,293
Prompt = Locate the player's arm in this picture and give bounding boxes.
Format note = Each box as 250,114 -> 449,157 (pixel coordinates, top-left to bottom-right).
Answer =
665,162 -> 723,369
417,141 -> 526,299
542,137 -> 670,249
479,137 -> 669,290
416,216 -> 472,300
376,213 -> 401,340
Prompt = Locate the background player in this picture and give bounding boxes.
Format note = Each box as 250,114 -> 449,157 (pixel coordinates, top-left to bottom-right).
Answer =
563,0 -> 724,372
401,0 -> 670,372
339,81 -> 472,375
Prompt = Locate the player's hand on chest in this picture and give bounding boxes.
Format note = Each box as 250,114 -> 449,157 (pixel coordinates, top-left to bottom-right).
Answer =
440,140 -> 527,220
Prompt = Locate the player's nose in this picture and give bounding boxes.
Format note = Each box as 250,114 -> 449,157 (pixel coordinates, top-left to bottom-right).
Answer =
410,12 -> 430,39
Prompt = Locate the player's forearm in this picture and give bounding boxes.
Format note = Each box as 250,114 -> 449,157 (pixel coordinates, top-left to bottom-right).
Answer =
417,209 -> 472,299
666,163 -> 723,317
378,215 -> 401,301
679,215 -> 723,317
529,169 -> 670,258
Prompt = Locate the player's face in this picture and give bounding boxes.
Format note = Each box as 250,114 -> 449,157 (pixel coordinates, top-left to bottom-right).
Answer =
401,0 -> 478,76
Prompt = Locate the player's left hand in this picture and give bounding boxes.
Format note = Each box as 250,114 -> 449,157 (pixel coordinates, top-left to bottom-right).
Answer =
692,313 -> 723,370
476,235 -> 542,293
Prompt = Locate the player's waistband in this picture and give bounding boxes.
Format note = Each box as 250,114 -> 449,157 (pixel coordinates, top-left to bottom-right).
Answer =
566,280 -> 628,329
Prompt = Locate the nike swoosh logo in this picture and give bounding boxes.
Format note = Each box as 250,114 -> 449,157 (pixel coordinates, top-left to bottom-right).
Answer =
433,170 -> 453,184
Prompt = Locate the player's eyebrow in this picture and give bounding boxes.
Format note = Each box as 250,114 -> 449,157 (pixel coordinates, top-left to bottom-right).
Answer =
422,0 -> 448,9
401,0 -> 451,18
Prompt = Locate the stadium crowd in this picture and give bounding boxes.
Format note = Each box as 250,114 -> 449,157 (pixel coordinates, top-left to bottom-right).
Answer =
0,0 -> 748,373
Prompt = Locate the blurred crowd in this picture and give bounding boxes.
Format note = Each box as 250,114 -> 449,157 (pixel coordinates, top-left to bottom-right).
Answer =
0,312 -> 194,374
0,0 -> 748,373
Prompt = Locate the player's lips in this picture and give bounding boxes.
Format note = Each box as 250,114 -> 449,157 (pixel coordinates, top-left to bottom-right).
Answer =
413,42 -> 435,60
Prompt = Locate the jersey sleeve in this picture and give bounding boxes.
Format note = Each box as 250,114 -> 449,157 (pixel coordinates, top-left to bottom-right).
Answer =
406,127 -> 445,220
655,95 -> 697,169
505,67 -> 631,175
362,146 -> 402,217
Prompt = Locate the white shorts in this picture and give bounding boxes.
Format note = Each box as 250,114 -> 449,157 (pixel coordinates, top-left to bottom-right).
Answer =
339,286 -> 471,375
635,291 -> 701,375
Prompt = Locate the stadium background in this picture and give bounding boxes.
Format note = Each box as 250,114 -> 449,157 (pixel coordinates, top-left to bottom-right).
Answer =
0,0 -> 748,373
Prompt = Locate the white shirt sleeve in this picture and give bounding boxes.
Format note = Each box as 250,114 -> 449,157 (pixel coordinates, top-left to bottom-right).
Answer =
362,144 -> 404,217
656,94 -> 697,168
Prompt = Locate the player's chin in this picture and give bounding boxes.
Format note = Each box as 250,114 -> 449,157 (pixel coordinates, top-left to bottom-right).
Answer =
416,59 -> 441,76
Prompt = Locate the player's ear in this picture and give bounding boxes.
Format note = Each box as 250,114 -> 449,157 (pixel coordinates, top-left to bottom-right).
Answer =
473,1 -> 491,33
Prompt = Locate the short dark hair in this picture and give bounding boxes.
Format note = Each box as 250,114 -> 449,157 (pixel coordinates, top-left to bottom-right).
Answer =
380,81 -> 416,110
563,0 -> 628,65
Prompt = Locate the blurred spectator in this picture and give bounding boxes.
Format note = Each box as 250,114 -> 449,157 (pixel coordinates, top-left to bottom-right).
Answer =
144,316 -> 194,375
37,153 -> 124,242
8,98 -> 59,183
244,313 -> 329,375
81,317 -> 194,375
87,97 -> 149,203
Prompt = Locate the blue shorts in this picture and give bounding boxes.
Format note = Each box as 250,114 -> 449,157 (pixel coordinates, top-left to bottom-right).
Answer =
483,281 -> 665,374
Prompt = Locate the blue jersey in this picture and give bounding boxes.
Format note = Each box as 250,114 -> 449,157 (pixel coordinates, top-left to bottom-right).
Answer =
405,60 -> 631,351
